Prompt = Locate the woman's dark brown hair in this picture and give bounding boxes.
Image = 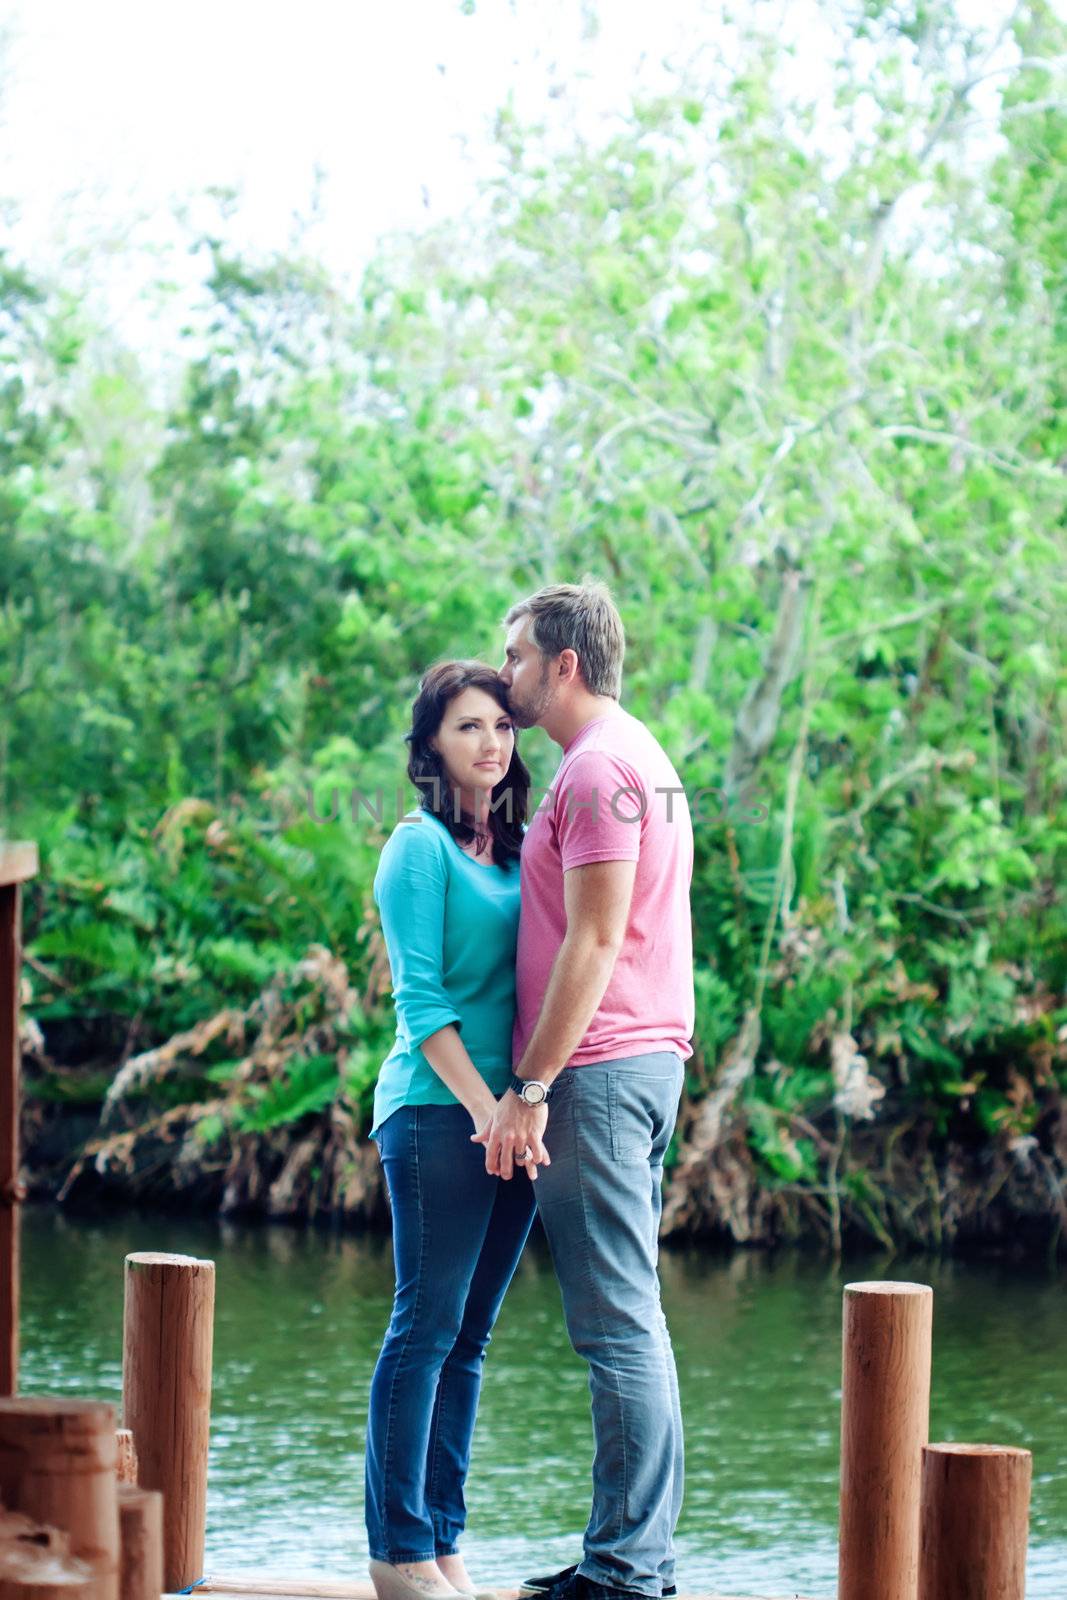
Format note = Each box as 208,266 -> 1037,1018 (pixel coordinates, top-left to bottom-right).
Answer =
405,661 -> 530,867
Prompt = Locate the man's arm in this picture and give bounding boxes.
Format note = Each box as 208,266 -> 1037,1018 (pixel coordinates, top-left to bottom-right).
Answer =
515,856 -> 637,1085
473,856 -> 637,1178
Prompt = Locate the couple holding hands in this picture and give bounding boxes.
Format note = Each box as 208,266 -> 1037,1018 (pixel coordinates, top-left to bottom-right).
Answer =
364,581 -> 694,1600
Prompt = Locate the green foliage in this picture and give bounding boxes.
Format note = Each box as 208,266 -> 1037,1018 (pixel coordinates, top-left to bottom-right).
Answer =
3,1 -> 1066,1235
229,1053 -> 339,1134
746,1100 -> 819,1184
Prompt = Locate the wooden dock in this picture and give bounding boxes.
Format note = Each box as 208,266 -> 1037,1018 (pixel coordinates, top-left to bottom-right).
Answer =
165,1577 -> 822,1600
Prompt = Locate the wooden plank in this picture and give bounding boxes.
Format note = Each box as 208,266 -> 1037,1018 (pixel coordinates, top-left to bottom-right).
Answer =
0,842 -> 38,888
0,880 -> 23,1396
178,1578 -> 822,1600
196,1582 -> 368,1598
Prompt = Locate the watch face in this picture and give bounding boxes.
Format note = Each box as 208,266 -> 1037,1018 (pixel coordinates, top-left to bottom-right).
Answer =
523,1082 -> 547,1104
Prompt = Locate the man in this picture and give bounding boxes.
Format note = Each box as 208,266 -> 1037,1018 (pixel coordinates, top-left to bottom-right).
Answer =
473,579 -> 694,1600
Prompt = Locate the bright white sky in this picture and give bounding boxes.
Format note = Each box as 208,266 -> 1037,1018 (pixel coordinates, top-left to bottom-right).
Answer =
0,0 -> 1019,337
0,0 -> 804,270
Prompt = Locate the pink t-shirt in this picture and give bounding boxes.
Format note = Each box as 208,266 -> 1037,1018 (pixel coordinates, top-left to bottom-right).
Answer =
513,707 -> 695,1069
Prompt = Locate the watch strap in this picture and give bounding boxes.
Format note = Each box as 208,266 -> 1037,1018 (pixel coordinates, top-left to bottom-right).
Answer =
507,1071 -> 550,1102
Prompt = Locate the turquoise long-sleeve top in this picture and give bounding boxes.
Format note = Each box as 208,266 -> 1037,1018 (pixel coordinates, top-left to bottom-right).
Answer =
370,808 -> 523,1138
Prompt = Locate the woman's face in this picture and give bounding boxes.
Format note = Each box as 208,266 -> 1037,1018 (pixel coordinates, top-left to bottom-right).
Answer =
429,686 -> 516,801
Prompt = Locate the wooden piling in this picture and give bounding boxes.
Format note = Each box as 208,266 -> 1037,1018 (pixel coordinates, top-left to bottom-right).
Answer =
919,1443 -> 1031,1600
838,1280 -> 933,1600
0,1541 -> 97,1600
0,1398 -> 119,1600
113,1437 -> 138,1490
122,1253 -> 214,1592
0,1506 -> 70,1558
0,1503 -> 96,1600
0,842 -> 39,1399
115,1489 -> 162,1600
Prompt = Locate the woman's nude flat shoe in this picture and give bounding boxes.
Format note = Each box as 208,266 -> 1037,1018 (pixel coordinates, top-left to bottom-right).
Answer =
368,1561 -> 465,1600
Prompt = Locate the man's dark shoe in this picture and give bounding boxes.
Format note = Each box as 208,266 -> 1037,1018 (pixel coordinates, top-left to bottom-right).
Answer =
518,1565 -> 578,1597
519,1568 -> 676,1600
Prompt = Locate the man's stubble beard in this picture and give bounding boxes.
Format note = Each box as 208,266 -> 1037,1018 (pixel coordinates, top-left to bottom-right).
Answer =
512,668 -> 555,730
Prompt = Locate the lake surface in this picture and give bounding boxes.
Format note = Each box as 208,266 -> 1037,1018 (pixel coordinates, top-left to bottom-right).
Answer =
18,1205 -> 1066,1598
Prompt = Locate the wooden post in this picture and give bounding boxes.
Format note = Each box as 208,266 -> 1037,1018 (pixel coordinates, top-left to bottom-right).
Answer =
0,1506 -> 71,1557
122,1253 -> 214,1592
0,1398 -> 119,1600
919,1443 -> 1031,1600
115,1489 -> 162,1600
0,843 -> 39,1399
838,1280 -> 933,1600
0,1552 -> 97,1600
113,1436 -> 138,1489
0,1505 -> 97,1600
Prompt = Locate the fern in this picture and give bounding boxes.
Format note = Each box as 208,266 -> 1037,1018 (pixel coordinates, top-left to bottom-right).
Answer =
231,1052 -> 339,1133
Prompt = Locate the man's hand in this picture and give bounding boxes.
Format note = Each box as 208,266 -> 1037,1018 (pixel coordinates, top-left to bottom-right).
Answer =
471,1092 -> 550,1180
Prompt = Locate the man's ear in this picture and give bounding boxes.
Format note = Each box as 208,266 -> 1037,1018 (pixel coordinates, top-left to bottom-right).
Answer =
560,648 -> 580,684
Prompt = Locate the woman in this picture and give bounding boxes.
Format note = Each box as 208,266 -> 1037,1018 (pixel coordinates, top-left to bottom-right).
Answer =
365,661 -> 542,1600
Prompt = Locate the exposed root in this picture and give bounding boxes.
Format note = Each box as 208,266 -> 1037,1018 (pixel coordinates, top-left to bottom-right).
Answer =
42,941 -> 387,1227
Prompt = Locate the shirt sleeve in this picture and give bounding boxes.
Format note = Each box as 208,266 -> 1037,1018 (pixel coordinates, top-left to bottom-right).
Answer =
554,749 -> 644,869
374,824 -> 463,1051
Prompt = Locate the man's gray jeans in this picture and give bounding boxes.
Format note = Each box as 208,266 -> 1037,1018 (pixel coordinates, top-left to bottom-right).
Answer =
535,1050 -> 685,1597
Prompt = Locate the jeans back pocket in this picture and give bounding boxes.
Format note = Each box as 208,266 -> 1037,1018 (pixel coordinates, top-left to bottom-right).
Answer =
607,1071 -> 655,1163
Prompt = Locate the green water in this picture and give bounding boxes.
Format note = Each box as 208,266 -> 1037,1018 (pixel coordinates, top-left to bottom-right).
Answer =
18,1205 -> 1066,1598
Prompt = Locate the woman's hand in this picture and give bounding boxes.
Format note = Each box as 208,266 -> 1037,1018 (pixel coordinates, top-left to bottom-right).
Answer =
470,1100 -> 540,1180
469,1099 -> 498,1139
471,1095 -> 550,1182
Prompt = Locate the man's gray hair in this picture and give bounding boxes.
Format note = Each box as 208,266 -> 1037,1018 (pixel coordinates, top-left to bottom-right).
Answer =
504,577 -> 625,699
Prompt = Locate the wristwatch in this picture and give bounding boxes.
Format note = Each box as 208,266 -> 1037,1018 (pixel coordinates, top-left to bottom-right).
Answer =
507,1071 -> 551,1106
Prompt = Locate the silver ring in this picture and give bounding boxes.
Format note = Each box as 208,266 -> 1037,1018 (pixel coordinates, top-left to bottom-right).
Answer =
520,1146 -> 532,1162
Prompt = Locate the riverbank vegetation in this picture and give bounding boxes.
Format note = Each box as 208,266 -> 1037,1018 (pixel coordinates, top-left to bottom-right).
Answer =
4,1 -> 1066,1254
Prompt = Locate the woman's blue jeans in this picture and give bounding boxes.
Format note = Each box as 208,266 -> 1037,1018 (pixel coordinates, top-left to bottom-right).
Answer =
365,1102 -> 538,1563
